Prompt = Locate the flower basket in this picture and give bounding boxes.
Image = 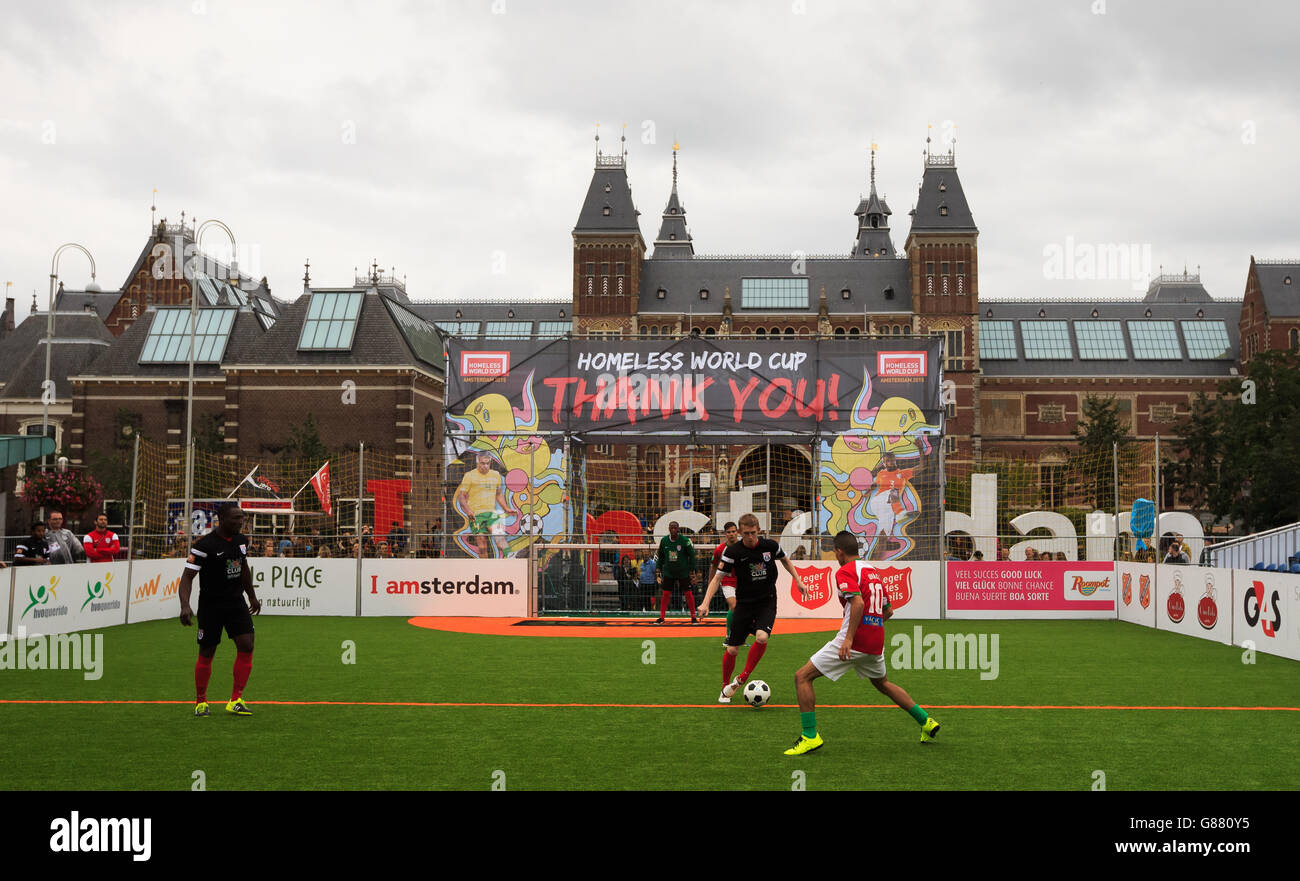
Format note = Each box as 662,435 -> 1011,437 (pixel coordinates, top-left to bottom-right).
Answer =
19,469 -> 104,518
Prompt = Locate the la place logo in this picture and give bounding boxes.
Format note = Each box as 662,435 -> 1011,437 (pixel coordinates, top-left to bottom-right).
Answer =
1197,574 -> 1218,630
1167,572 -> 1185,624
1122,572 -> 1132,607
1139,574 -> 1152,609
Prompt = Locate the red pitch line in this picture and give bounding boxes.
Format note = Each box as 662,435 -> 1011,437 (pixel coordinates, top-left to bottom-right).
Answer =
1,699 -> 1298,711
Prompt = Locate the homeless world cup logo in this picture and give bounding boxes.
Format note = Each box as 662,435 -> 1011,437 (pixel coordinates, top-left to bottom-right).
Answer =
459,351 -> 511,382
22,575 -> 68,621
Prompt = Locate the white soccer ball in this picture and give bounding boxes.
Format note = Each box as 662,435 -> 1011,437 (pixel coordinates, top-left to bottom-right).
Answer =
743,679 -> 771,707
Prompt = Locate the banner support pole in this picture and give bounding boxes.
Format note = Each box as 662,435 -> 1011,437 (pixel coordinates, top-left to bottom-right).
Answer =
124,432 -> 140,624
356,442 -> 364,617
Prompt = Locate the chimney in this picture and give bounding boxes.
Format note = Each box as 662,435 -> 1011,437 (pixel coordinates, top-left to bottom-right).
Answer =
4,296 -> 14,332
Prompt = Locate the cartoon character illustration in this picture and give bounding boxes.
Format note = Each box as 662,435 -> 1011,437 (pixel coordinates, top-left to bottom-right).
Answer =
446,369 -> 567,557
819,368 -> 938,560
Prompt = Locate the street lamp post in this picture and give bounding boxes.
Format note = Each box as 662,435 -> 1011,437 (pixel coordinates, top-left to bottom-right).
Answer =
44,244 -> 99,471
182,220 -> 237,544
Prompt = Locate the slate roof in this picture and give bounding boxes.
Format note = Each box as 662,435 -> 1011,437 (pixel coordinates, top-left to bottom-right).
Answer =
1143,274 -> 1213,304
0,313 -> 115,399
53,288 -> 122,321
638,256 -> 911,316
1253,260 -> 1300,318
224,288 -> 440,372
978,298 -> 1243,378
574,161 -> 643,237
409,299 -> 570,325
76,306 -> 259,379
908,161 -> 977,234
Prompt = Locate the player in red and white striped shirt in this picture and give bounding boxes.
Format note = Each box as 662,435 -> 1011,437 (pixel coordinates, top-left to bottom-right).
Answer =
784,530 -> 940,755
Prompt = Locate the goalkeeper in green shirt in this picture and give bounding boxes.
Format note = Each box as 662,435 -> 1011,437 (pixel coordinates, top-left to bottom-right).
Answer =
655,521 -> 698,624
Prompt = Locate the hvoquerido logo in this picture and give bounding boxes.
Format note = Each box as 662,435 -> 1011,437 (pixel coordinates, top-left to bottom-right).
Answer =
22,576 -> 68,621
460,351 -> 511,382
80,571 -> 121,613
876,351 -> 927,380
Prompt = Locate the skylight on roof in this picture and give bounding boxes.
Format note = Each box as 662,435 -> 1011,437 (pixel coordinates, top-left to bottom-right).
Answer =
1129,320 -> 1182,359
1074,321 -> 1127,360
537,321 -> 571,337
1021,321 -> 1073,359
139,308 -> 237,364
383,298 -> 443,367
1180,320 -> 1231,359
298,291 -> 363,351
741,278 -> 809,310
977,320 -> 1016,359
485,321 -> 532,338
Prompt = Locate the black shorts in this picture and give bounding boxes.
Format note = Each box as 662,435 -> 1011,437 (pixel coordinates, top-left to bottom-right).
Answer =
660,575 -> 693,593
726,598 -> 777,646
196,600 -> 254,648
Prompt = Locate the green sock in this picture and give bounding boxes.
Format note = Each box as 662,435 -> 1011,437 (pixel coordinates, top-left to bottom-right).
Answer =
800,711 -> 818,739
907,704 -> 929,725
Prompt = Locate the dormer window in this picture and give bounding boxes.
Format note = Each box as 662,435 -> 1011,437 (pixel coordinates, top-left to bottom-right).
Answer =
841,288 -> 851,300
670,208 -> 677,214
938,179 -> 947,192
1038,309 -> 1046,318
939,205 -> 949,216
1196,309 -> 1205,318
657,288 -> 666,299
1091,309 -> 1099,318
1145,309 -> 1153,318
1285,276 -> 1293,285
602,205 -> 611,216
508,309 -> 515,319
669,233 -> 676,240
604,183 -> 612,193
455,309 -> 462,319
699,289 -> 709,300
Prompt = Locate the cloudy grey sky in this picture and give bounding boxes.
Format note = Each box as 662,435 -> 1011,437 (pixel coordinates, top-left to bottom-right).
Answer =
2,0 -> 1297,321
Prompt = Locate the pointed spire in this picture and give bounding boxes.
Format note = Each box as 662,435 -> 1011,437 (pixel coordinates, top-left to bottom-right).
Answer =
854,142 -> 894,257
303,258 -> 311,291
654,140 -> 693,258
594,122 -> 600,160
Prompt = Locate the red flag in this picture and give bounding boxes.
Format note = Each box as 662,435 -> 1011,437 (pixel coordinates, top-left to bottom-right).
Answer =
309,461 -> 331,515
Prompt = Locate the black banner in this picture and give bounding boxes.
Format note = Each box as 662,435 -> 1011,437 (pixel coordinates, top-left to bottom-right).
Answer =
446,337 -> 943,442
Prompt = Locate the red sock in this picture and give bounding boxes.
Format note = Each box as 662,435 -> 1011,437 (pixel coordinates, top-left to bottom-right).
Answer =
231,651 -> 253,700
684,591 -> 696,621
740,641 -> 767,681
194,656 -> 212,702
722,650 -> 736,685
659,591 -> 670,620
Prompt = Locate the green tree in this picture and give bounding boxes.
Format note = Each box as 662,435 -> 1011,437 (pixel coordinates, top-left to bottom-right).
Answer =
1071,395 -> 1137,510
1167,392 -> 1224,512
283,413 -> 329,463
1213,350 -> 1300,532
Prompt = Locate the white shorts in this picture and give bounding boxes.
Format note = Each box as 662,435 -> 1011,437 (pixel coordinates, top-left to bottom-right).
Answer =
810,640 -> 886,682
722,585 -> 736,599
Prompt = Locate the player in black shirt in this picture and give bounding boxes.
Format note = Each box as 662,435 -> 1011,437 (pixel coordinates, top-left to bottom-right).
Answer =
697,513 -> 808,703
179,502 -> 261,717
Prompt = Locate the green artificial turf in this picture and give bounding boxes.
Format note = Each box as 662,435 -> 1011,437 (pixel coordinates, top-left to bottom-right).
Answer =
1,618 -> 1296,790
